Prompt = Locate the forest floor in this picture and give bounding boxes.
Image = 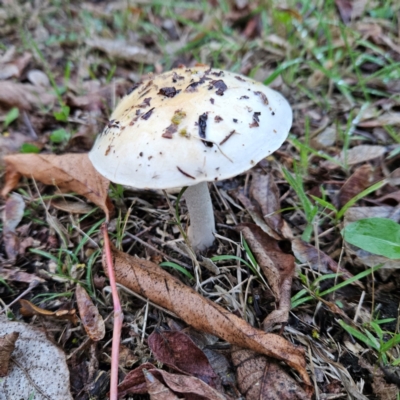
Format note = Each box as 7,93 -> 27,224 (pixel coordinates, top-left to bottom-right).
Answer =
1,0 -> 400,399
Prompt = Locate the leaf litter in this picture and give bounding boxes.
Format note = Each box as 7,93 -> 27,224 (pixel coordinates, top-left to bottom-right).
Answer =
2,0 -> 400,399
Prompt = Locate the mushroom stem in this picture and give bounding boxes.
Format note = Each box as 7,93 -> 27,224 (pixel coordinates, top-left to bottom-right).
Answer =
184,181 -> 215,252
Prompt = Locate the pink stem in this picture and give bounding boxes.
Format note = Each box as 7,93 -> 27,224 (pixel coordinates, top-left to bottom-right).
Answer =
101,223 -> 124,400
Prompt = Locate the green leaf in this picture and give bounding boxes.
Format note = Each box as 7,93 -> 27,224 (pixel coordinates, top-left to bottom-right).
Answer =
20,143 -> 40,153
50,128 -> 71,143
338,320 -> 380,350
4,107 -> 19,127
342,218 -> 400,259
160,262 -> 194,280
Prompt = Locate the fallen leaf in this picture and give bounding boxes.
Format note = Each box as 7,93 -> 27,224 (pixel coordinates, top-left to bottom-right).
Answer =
0,315 -> 73,400
2,192 -> 25,259
86,37 -> 160,64
338,164 -> 374,207
0,268 -> 44,285
104,244 -> 311,387
250,172 -> 283,235
232,346 -> 311,399
335,0 -> 353,24
0,52 -> 32,80
0,332 -> 19,377
50,198 -> 94,214
26,69 -> 50,87
358,112 -> 400,127
148,330 -> 218,387
117,362 -> 156,397
19,299 -> 78,325
75,285 -> 105,341
0,81 -> 56,110
143,369 -> 180,400
118,345 -> 138,368
237,224 -> 295,330
2,153 -> 113,221
292,238 -> 357,284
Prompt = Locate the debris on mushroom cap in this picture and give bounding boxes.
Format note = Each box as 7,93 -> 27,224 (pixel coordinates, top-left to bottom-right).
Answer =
89,66 -> 292,189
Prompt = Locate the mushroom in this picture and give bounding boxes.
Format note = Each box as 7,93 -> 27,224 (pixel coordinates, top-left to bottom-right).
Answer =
89,66 -> 292,251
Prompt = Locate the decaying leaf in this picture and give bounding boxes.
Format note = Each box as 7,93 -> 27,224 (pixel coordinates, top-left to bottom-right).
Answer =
338,164 -> 374,207
250,172 -> 284,235
0,332 -> 19,377
117,362 -> 156,397
291,238 -> 357,284
148,330 -> 218,387
50,198 -> 94,214
104,244 -> 311,387
237,223 -> 295,330
2,192 -> 25,259
340,145 -> 386,166
0,81 -> 56,110
19,299 -> 78,325
86,37 -> 160,64
2,153 -> 113,220
143,369 -> 179,400
0,268 -> 44,285
0,315 -> 73,400
76,285 -> 105,341
232,346 -> 311,399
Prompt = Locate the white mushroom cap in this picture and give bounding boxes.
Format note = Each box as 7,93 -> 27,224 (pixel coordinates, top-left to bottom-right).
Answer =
89,66 -> 292,189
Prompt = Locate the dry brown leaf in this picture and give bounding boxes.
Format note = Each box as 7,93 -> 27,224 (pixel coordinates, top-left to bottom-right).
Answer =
2,153 -> 113,221
0,315 -> 73,400
143,369 -> 180,400
86,37 -> 160,64
148,330 -> 218,387
335,0 -> 353,24
292,238 -> 358,285
117,362 -> 156,397
358,113 -> 400,127
0,268 -> 44,285
19,299 -> 78,325
250,172 -> 283,235
0,52 -> 32,80
75,285 -> 105,342
232,346 -> 311,399
105,244 -> 311,387
0,81 -> 56,110
50,198 -> 94,214
2,192 -> 25,259
237,224 -> 295,330
0,332 -> 19,377
338,164 -> 374,207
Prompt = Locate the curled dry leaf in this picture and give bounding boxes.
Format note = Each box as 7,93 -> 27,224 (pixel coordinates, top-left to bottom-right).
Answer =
2,192 -> 25,260
0,81 -> 56,110
76,285 -> 105,342
117,362 -> 155,397
2,153 -> 113,221
250,172 -> 283,235
338,164 -> 374,208
291,238 -> 358,284
104,244 -> 311,387
237,223 -> 294,330
86,37 -> 160,64
0,315 -> 73,400
0,332 -> 19,377
143,369 -> 180,400
19,299 -> 78,325
232,346 -> 311,399
148,330 -> 218,387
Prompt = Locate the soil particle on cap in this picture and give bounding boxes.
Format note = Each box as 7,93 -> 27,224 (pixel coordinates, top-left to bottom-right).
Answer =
141,107 -> 155,120
185,75 -> 206,92
198,112 -> 213,147
240,95 -> 249,100
211,70 -> 224,77
162,124 -> 178,139
214,115 -> 223,123
249,111 -> 261,128
235,75 -> 246,82
233,118 -> 238,123
210,79 -> 227,96
158,87 -> 180,98
210,98 -> 215,104
171,110 -> 187,125
136,97 -> 152,108
172,71 -> 184,82
254,91 -> 269,105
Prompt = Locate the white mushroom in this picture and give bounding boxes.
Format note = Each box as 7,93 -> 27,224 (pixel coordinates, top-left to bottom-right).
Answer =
89,66 -> 292,251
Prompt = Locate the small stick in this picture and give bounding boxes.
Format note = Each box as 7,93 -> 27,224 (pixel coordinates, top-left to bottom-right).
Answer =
101,223 -> 124,400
